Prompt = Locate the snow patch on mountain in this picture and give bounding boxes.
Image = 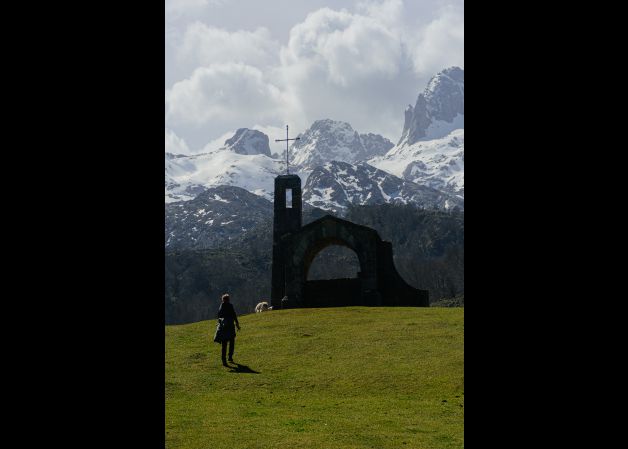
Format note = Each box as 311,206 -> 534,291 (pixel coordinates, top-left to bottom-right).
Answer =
165,185 -> 273,250
303,161 -> 463,213
165,144 -> 283,203
422,113 -> 464,141
369,128 -> 464,196
288,119 -> 394,171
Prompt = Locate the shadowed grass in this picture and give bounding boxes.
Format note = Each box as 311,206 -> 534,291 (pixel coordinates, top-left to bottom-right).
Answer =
166,307 -> 463,449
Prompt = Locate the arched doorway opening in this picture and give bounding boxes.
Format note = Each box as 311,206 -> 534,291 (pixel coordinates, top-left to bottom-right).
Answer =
302,239 -> 363,307
307,244 -> 361,280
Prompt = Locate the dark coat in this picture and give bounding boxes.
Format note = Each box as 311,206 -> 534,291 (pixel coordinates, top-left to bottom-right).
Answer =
214,302 -> 239,342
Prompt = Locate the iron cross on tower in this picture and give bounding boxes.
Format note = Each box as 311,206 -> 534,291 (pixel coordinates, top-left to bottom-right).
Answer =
275,125 -> 300,175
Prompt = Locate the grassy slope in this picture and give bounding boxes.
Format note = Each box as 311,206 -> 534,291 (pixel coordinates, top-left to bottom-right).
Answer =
166,307 -> 463,449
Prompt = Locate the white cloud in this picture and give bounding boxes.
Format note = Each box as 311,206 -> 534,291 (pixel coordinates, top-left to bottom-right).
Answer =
408,5 -> 464,75
165,63 -> 301,142
165,0 -> 464,145
177,23 -> 279,70
280,7 -> 403,86
165,0 -> 223,16
165,128 -> 190,154
355,0 -> 403,26
271,3 -> 416,139
199,130 -> 236,153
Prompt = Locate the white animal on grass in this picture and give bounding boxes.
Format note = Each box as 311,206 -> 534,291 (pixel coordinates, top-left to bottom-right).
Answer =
255,301 -> 270,313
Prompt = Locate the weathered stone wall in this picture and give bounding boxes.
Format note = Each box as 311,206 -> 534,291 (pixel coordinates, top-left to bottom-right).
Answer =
271,202 -> 428,308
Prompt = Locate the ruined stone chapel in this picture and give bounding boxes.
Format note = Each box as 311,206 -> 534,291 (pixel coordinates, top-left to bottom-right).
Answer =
270,174 -> 429,309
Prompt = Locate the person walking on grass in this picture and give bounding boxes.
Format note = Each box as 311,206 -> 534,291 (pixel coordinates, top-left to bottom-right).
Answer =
214,293 -> 241,366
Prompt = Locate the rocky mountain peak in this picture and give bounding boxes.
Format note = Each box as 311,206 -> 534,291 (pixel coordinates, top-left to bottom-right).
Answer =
289,119 -> 393,170
398,66 -> 464,146
224,128 -> 271,156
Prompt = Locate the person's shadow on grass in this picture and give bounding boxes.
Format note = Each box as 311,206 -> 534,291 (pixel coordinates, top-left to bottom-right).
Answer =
228,363 -> 260,374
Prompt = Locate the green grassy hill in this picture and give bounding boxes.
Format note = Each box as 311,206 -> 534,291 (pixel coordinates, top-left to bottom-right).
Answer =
166,307 -> 463,449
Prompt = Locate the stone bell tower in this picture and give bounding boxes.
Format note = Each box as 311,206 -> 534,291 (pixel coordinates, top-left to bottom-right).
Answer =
270,174 -> 302,307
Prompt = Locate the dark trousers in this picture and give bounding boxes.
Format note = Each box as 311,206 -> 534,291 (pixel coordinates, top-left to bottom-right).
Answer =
221,337 -> 235,361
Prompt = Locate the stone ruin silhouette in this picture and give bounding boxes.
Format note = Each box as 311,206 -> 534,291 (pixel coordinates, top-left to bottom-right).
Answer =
270,174 -> 429,309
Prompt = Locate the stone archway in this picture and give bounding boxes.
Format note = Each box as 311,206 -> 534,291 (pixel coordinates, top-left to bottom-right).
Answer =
273,215 -> 428,308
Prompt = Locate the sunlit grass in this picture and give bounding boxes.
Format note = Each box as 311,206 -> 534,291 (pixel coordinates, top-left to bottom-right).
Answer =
166,307 -> 463,449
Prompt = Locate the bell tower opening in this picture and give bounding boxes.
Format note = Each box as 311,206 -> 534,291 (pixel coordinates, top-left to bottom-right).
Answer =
286,188 -> 293,208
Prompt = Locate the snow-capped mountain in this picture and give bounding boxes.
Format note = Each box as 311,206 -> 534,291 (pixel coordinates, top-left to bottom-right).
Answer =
165,129 -> 283,203
369,67 -> 464,197
224,128 -> 272,156
165,66 -> 464,210
360,133 -> 395,158
370,129 -> 464,196
165,185 -> 331,251
288,119 -> 393,172
165,123 -> 394,204
398,67 -> 464,146
165,185 -> 273,250
303,161 -> 463,213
